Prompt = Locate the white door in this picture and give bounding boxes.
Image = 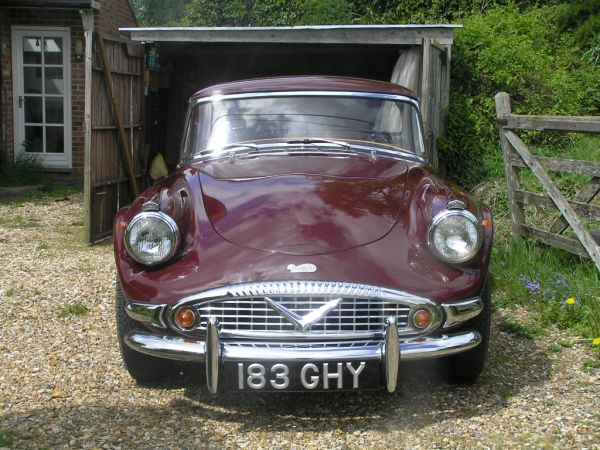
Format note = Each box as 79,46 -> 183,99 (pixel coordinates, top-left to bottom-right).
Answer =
12,27 -> 72,170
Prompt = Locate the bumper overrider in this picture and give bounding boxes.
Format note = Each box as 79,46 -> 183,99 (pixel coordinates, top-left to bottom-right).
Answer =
123,281 -> 483,393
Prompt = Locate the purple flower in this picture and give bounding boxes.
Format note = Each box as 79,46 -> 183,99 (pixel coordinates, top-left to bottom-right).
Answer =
526,281 -> 541,292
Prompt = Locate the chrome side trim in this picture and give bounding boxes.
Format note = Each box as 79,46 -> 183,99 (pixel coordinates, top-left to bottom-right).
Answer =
124,330 -> 481,363
383,316 -> 399,392
441,297 -> 483,328
125,302 -> 167,329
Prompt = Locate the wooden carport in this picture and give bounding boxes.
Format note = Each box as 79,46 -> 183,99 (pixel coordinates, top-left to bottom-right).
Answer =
87,25 -> 460,243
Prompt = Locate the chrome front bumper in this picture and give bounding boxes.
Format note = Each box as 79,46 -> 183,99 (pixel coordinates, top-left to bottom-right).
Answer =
124,324 -> 481,393
123,282 -> 484,393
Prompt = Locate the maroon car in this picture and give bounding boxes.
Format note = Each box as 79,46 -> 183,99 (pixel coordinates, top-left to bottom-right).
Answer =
113,76 -> 493,393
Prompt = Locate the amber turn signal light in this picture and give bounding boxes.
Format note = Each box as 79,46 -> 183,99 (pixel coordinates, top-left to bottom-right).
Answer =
175,308 -> 196,329
412,309 -> 433,329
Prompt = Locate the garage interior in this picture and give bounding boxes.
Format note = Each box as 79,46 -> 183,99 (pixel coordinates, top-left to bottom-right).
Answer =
87,25 -> 459,242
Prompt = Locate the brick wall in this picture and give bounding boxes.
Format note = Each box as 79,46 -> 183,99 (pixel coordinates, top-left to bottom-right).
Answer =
0,0 -> 137,181
0,8 -> 84,179
96,0 -> 138,37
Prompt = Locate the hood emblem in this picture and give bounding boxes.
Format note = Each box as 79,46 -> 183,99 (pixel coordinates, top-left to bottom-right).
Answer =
264,296 -> 343,332
287,263 -> 317,273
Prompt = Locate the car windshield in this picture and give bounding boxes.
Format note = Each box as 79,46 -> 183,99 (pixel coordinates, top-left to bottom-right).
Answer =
181,95 -> 425,161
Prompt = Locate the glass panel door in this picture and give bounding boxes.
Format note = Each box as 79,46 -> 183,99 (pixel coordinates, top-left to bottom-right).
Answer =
13,28 -> 71,169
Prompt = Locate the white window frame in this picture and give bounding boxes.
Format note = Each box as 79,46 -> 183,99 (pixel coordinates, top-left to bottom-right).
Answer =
12,26 -> 72,170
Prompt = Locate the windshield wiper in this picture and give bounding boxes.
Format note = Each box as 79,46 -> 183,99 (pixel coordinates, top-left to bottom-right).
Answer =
193,143 -> 260,160
286,138 -> 352,150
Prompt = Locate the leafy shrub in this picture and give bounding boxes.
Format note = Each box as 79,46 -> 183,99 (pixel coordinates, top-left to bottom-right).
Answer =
352,0 -> 563,24
181,0 -> 351,26
0,152 -> 46,187
556,0 -> 600,48
440,5 -> 600,187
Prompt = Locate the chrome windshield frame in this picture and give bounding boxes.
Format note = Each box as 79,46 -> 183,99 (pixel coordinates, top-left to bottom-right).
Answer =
179,91 -> 427,165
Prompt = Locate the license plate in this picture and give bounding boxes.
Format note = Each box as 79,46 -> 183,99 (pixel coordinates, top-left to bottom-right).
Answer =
222,360 -> 381,392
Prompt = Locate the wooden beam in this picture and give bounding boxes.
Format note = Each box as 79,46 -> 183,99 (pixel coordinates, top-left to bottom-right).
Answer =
500,114 -> 600,133
548,177 -> 600,235
515,189 -> 600,221
504,130 -> 600,271
521,225 -> 589,258
509,155 -> 600,176
97,37 -> 139,197
495,92 -> 525,236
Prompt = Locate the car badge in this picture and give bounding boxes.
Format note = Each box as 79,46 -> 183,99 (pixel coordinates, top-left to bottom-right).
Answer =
264,296 -> 343,332
287,263 -> 317,273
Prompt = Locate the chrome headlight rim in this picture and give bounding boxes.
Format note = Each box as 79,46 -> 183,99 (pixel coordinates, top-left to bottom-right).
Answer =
124,211 -> 180,266
427,209 -> 483,264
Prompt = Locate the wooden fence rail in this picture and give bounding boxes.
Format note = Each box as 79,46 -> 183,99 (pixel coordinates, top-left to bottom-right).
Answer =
494,92 -> 600,272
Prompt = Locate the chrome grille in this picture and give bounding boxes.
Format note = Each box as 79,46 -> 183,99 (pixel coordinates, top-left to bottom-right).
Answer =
226,340 -> 381,349
194,297 -> 411,334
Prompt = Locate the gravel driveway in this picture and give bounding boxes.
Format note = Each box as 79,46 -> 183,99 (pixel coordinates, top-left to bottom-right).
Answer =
0,194 -> 598,449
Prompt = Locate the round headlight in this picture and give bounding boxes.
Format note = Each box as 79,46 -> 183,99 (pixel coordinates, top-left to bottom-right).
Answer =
124,211 -> 179,266
427,210 -> 482,264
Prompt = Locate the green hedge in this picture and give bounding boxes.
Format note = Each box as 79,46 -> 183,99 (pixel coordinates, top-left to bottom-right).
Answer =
439,5 -> 600,187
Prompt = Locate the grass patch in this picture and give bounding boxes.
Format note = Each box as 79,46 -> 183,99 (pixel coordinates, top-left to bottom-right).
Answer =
5,288 -> 15,297
582,358 -> 600,374
0,215 -> 42,228
0,183 -> 82,206
0,429 -> 19,447
56,300 -> 90,318
492,237 -> 599,342
547,343 -> 562,354
499,318 -> 545,339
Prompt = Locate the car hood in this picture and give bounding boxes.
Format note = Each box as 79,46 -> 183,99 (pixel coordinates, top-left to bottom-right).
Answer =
198,155 -> 409,255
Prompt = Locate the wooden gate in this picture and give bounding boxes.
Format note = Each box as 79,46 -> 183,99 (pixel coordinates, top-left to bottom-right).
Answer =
85,34 -> 146,243
495,92 -> 600,272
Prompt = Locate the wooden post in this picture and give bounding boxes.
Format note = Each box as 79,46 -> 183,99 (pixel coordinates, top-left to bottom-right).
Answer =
495,92 -> 525,236
420,38 -> 433,166
97,36 -> 139,197
80,9 -> 94,244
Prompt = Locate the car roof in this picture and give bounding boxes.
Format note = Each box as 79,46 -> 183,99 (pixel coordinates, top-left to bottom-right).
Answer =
190,76 -> 419,101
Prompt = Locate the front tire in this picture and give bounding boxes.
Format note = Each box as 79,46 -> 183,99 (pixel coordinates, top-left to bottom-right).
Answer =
115,280 -> 180,383
440,277 -> 492,384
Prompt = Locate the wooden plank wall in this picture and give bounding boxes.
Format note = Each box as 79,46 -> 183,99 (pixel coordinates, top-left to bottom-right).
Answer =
89,35 -> 145,242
